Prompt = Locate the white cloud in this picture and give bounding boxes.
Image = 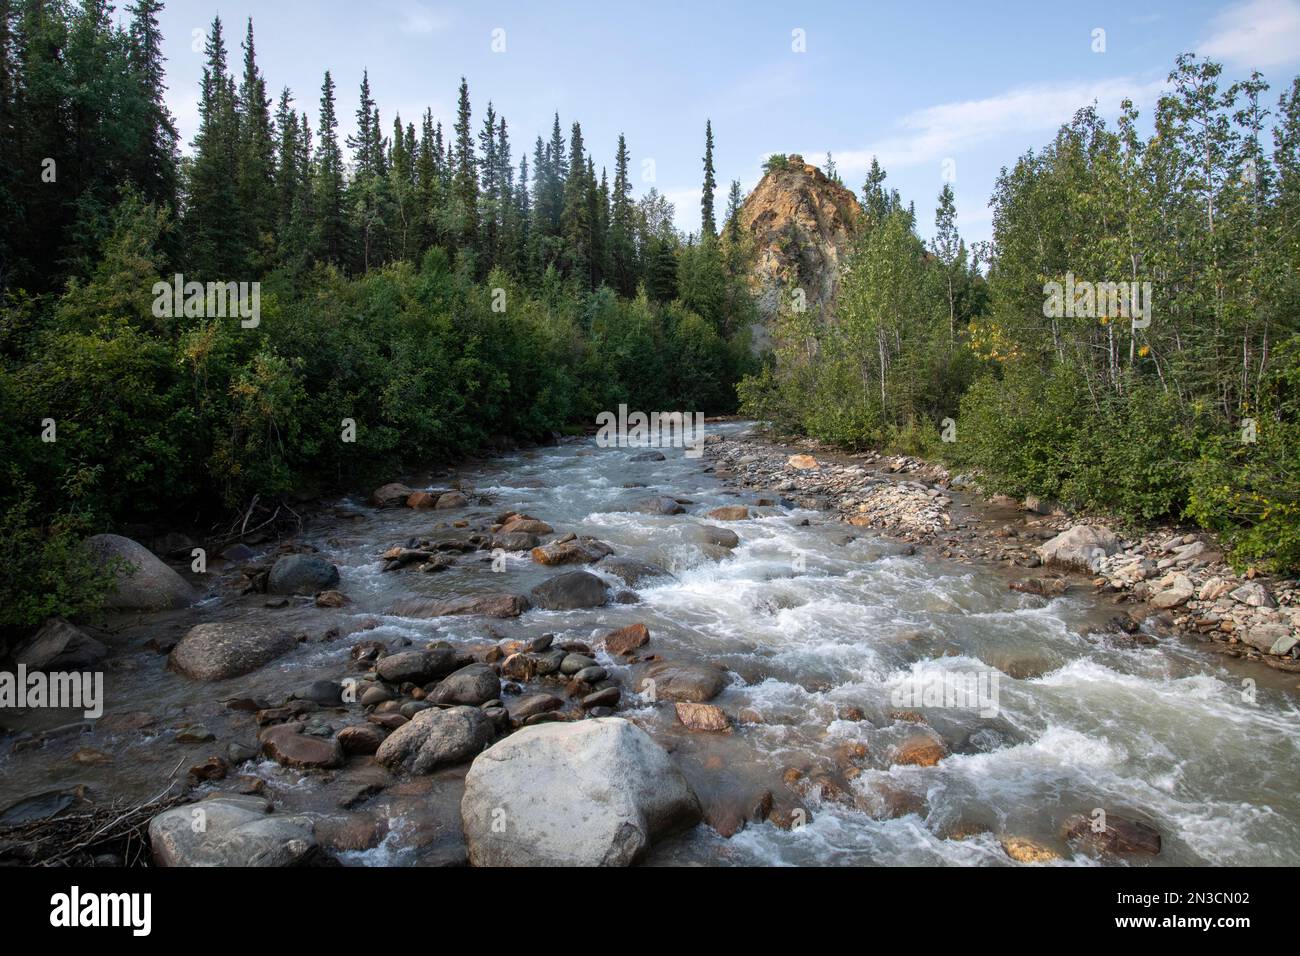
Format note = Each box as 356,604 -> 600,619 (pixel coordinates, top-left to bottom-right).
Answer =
1198,0 -> 1300,69
828,75 -> 1167,178
398,1 -> 451,36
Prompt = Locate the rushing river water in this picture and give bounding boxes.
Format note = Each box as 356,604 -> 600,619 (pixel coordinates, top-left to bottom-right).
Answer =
3,421 -> 1298,866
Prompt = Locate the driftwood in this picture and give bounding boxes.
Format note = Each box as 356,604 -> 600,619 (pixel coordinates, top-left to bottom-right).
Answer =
0,766 -> 188,867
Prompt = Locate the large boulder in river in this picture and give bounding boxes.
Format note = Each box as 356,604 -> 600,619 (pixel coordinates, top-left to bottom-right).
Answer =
388,593 -> 530,618
375,705 -> 495,773
531,537 -> 614,566
371,482 -> 415,507
1036,525 -> 1119,571
461,718 -> 701,866
149,794 -> 318,866
633,496 -> 685,515
12,618 -> 106,670
530,571 -> 608,610
375,647 -> 461,683
426,663 -> 500,706
696,525 -> 740,548
86,533 -> 196,610
259,724 -> 344,770
170,623 -> 298,680
267,553 -> 339,595
643,660 -> 729,702
706,505 -> 751,521
1062,812 -> 1161,857
599,558 -> 673,587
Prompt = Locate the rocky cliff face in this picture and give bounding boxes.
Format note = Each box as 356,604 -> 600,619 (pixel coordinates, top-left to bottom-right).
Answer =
737,154 -> 861,324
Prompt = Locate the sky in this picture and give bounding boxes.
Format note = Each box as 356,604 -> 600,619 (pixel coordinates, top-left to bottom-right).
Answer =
136,0 -> 1300,248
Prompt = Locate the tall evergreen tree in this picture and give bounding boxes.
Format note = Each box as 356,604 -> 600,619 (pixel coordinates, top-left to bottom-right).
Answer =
452,76 -> 478,252
187,15 -> 245,277
313,69 -> 346,265
700,119 -> 717,237
237,18 -> 276,271
125,0 -> 178,209
610,132 -> 637,295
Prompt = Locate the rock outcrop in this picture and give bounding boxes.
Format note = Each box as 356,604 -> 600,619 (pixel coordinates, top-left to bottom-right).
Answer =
735,154 -> 861,327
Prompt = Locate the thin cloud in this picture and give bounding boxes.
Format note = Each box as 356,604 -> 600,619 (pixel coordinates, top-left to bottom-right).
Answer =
829,75 -> 1167,178
398,1 -> 451,36
1198,0 -> 1300,69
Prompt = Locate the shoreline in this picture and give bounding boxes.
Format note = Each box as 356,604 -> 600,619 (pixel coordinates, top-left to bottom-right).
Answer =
701,423 -> 1300,676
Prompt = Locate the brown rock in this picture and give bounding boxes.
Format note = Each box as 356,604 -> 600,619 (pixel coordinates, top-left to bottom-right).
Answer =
388,593 -> 530,618
674,702 -> 732,732
1000,836 -> 1061,864
501,517 -> 554,535
1063,813 -> 1161,857
315,589 -> 349,608
603,623 -> 650,656
739,156 -> 861,320
371,482 -> 415,507
530,537 -> 614,565
337,723 -> 388,756
892,730 -> 948,767
259,724 -> 344,770
406,491 -> 439,508
706,505 -> 750,521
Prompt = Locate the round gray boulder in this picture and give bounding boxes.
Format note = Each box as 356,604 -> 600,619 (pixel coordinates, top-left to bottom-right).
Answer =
170,622 -> 299,680
86,533 -> 196,610
461,717 -> 701,866
267,553 -> 340,595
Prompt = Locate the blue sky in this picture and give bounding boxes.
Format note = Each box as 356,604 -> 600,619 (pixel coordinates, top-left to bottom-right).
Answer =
143,0 -> 1300,248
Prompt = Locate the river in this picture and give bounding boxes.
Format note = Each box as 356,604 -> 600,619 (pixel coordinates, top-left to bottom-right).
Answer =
2,421 -> 1297,866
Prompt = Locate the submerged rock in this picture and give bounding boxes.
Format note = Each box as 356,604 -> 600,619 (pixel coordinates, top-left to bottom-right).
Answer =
170,623 -> 298,680
674,701 -> 731,732
461,718 -> 701,866
530,571 -> 608,610
1063,813 -> 1161,857
599,558 -> 673,587
389,593 -> 530,618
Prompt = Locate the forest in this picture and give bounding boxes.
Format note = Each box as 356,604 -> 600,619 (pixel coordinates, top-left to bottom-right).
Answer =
1,1 -> 1297,635
0,1 -> 756,628
740,55 -> 1300,576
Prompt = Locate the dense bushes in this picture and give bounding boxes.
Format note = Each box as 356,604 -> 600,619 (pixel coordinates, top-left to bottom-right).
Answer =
0,202 -> 747,630
741,55 -> 1300,572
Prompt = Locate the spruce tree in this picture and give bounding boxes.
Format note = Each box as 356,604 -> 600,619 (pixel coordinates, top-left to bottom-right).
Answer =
453,76 -> 478,252
125,0 -> 178,209
314,69 -> 346,266
237,18 -> 276,271
700,119 -> 717,237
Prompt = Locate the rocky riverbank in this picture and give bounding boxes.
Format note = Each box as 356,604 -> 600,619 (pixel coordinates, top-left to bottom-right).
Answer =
4,423 -> 1298,869
701,428 -> 1300,673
